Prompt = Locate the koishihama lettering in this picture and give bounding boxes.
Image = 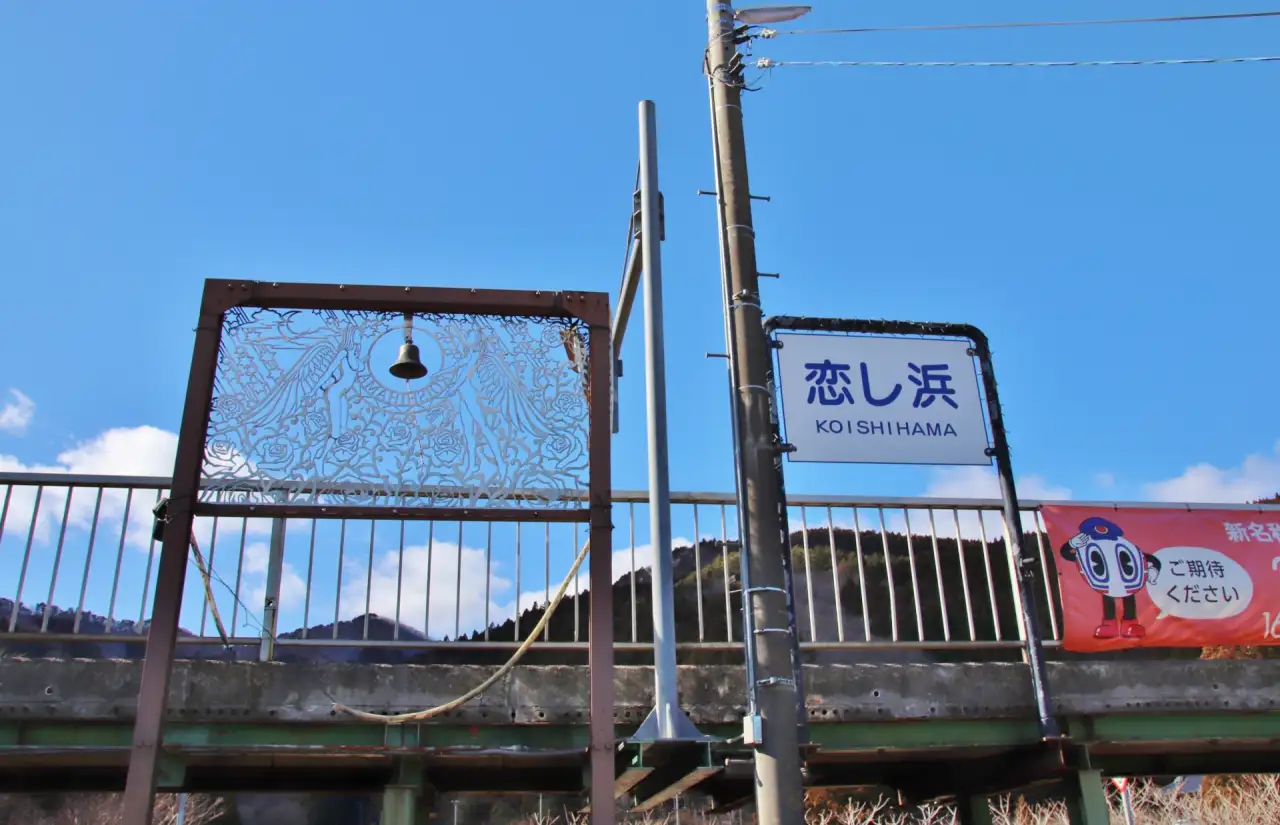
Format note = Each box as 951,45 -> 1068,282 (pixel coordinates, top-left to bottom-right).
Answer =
814,420 -> 959,438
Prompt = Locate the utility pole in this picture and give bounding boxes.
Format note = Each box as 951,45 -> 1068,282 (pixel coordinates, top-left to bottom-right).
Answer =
704,3 -> 806,825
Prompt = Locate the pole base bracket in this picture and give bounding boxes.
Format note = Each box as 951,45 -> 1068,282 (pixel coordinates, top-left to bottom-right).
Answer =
629,706 -> 714,744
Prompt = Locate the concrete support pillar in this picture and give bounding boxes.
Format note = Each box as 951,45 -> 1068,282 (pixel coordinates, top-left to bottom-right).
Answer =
383,785 -> 421,825
1064,770 -> 1111,825
956,794 -> 993,825
382,760 -> 429,825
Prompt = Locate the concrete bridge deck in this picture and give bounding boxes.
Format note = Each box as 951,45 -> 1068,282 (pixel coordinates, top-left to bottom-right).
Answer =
6,658 -> 1280,809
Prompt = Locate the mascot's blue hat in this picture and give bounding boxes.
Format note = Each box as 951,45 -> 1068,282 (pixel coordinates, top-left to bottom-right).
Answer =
1078,517 -> 1123,540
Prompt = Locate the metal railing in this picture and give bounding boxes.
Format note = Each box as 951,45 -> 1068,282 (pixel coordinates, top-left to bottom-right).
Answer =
2,472 -> 1275,660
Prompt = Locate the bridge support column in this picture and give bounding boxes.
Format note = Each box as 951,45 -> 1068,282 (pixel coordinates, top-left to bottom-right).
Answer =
956,794 -> 992,825
382,760 -> 430,825
1063,770 -> 1110,825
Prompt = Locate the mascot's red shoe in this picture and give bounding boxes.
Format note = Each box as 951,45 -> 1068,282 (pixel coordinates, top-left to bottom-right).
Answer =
1121,620 -> 1146,639
1093,619 -> 1119,639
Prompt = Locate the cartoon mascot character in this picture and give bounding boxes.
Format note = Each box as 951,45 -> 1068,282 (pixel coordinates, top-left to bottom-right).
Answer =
1059,517 -> 1162,639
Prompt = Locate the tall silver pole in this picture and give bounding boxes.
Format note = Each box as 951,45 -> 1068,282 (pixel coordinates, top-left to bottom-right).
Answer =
634,99 -> 702,742
175,793 -> 187,825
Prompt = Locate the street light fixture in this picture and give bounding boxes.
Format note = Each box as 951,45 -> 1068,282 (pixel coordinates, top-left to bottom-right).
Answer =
733,5 -> 811,24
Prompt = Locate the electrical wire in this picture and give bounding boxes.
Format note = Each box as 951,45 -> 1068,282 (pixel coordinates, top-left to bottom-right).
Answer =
763,10 -> 1280,37
757,55 -> 1280,69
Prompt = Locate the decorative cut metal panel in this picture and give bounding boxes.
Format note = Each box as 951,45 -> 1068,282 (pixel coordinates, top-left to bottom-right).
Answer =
201,308 -> 591,509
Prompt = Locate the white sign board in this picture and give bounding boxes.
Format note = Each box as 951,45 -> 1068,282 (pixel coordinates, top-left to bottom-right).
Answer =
775,333 -> 991,466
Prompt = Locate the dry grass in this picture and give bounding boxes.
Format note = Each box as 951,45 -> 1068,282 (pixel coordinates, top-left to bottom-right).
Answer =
0,793 -> 225,825
513,776 -> 1280,825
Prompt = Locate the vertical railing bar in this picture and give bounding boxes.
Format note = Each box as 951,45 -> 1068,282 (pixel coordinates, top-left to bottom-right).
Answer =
74,488 -> 106,634
543,522 -> 550,642
573,522 -> 580,643
0,484 -> 11,619
799,506 -> 817,642
876,507 -> 899,642
137,489 -> 164,628
424,521 -> 435,639
952,509 -> 977,642
455,521 -> 464,641
394,521 -> 405,641
301,520 -> 317,640
902,509 -> 925,642
999,511 -> 1029,642
485,522 -> 493,641
107,488 -> 134,628
693,504 -> 705,642
514,523 -> 522,641
977,511 -> 1003,641
926,509 -> 951,643
852,508 -> 871,641
41,488 -> 76,632
826,506 -> 846,643
229,516 -> 249,634
333,520 -> 348,640
10,486 -> 43,632
363,520 -> 376,641
629,502 -> 638,643
1033,510 -> 1061,641
0,485 -> 11,547
199,518 -> 221,637
720,504 -> 733,643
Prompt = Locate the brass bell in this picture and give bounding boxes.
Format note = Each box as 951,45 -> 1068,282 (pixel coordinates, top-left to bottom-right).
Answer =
388,312 -> 428,380
389,342 -> 427,380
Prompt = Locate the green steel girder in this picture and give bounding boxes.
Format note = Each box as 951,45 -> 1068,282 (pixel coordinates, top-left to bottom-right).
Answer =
5,713 -> 1280,755
5,711 -> 1280,801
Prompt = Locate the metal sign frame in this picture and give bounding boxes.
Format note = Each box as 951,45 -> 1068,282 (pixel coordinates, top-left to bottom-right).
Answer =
121,279 -> 617,825
764,315 -> 1059,742
771,331 -> 993,467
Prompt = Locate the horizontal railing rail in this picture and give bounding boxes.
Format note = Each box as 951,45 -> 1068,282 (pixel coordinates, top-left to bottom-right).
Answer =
2,472 -> 1276,662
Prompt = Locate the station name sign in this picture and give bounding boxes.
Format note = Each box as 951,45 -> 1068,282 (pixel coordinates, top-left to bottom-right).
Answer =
774,333 -> 991,466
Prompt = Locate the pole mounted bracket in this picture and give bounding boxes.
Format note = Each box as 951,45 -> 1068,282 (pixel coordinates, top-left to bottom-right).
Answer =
632,189 -> 665,241
775,442 -> 797,455
756,677 -> 796,690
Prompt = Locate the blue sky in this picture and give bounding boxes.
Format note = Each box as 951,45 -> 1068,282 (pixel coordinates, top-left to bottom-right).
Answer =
1,2 -> 1279,638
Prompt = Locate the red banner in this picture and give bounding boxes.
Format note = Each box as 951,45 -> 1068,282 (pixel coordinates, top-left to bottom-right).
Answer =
1041,505 -> 1280,652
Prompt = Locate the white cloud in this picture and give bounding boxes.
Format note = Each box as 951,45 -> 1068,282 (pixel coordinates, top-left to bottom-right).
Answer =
340,538 -> 514,639
919,467 -> 1071,540
0,426 -> 178,545
1144,442 -> 1280,504
0,389 -> 34,435
335,532 -> 696,639
243,540 -> 307,613
0,425 -> 276,549
923,466 -> 1072,502
1094,472 -> 1116,490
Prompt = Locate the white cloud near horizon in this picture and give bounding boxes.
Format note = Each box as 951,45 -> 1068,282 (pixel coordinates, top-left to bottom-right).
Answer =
923,466 -> 1073,502
0,389 -> 35,435
0,424 -> 273,549
1144,441 -> 1280,504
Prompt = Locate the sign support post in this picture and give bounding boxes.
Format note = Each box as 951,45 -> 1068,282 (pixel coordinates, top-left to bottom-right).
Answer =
764,316 -> 1059,741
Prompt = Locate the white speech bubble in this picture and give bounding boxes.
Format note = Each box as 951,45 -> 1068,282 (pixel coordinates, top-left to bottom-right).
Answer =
1148,546 -> 1253,620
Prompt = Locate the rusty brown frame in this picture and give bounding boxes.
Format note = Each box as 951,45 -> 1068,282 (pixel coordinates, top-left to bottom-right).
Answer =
121,279 -> 616,825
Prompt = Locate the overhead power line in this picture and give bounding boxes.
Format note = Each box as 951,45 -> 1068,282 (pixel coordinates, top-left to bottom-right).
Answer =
756,56 -> 1280,69
762,10 -> 1280,38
